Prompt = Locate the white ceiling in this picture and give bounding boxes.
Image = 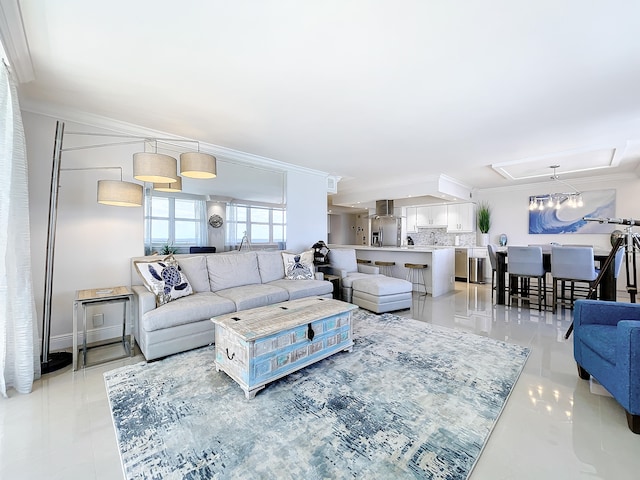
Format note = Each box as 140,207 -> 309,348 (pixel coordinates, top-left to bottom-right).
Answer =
3,0 -> 640,206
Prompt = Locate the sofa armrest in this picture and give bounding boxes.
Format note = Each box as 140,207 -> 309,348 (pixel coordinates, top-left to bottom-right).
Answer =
314,271 -> 324,280
132,285 -> 156,317
574,300 -> 640,328
323,266 -> 348,278
358,264 -> 380,275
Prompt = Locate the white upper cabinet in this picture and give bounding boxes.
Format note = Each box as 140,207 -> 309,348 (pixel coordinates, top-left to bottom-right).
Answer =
416,205 -> 447,227
447,203 -> 476,233
406,207 -> 417,233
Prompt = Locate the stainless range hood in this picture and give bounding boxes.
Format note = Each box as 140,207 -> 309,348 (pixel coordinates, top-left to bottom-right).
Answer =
375,199 -> 395,217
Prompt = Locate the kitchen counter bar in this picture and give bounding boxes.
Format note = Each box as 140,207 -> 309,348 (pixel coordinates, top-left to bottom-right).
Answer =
328,244 -> 455,297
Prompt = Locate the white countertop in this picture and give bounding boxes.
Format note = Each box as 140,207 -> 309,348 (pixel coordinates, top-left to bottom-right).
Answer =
329,244 -> 456,252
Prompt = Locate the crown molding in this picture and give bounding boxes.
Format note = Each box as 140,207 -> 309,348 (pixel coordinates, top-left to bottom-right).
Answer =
475,172 -> 638,195
20,98 -> 330,178
0,0 -> 34,83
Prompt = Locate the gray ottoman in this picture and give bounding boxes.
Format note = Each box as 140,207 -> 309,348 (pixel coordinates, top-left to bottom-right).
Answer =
351,276 -> 412,313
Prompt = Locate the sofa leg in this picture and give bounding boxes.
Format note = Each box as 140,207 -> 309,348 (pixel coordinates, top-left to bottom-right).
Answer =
577,364 -> 590,380
627,411 -> 640,434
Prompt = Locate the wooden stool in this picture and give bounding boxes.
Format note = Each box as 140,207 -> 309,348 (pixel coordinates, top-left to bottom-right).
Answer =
375,261 -> 395,277
356,259 -> 371,264
405,263 -> 428,295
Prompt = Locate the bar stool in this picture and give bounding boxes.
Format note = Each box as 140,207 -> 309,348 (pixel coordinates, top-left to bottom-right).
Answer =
405,263 -> 428,295
375,261 -> 395,277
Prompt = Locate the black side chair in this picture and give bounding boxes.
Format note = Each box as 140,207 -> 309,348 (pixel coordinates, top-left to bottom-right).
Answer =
189,246 -> 217,254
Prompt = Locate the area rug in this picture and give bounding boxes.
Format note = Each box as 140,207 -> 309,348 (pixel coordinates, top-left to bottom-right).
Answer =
104,310 -> 529,480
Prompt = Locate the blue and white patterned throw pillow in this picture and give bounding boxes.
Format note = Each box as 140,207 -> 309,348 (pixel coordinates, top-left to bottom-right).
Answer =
135,255 -> 193,306
282,250 -> 315,280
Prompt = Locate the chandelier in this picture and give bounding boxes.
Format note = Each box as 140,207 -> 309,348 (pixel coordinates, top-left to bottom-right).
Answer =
528,165 -> 583,211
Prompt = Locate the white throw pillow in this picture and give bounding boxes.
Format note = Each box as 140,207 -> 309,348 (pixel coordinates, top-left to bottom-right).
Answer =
282,250 -> 315,280
134,255 -> 193,306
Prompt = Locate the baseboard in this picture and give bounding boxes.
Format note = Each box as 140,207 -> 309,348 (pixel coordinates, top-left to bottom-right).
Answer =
48,325 -> 127,352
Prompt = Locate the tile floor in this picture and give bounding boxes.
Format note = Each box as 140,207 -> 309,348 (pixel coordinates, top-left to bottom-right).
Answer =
1,282 -> 639,479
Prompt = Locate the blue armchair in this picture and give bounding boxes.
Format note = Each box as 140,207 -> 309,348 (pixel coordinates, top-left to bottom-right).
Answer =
573,299 -> 640,433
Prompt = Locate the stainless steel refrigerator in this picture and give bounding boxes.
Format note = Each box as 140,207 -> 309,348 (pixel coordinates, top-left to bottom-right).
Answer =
371,216 -> 401,247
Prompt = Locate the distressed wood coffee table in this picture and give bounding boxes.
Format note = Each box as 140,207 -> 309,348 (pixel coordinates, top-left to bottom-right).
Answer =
212,297 -> 357,399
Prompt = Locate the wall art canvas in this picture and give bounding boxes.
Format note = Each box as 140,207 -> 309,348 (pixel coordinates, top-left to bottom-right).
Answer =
529,189 -> 616,234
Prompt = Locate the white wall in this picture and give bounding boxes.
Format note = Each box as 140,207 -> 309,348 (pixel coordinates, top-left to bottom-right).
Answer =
25,113 -> 146,350
285,169 -> 328,252
328,213 -> 357,245
24,111 -> 328,350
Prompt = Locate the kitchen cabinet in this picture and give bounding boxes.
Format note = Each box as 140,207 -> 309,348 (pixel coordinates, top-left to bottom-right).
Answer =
447,203 -> 475,233
406,207 -> 417,233
416,205 -> 447,227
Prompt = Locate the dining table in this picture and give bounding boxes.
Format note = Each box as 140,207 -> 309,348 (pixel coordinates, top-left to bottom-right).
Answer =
494,246 -> 617,305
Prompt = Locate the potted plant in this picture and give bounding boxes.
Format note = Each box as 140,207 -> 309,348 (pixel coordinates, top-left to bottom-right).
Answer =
160,244 -> 178,255
477,202 -> 491,246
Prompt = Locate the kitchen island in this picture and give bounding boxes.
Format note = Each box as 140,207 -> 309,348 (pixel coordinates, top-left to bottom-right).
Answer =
328,245 -> 455,297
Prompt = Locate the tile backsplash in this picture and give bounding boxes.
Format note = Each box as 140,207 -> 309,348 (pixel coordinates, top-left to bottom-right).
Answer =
407,228 -> 477,247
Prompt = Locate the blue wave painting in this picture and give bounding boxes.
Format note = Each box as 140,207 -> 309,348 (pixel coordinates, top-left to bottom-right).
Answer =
529,189 -> 616,234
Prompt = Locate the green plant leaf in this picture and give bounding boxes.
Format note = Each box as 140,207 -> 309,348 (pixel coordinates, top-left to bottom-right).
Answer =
477,202 -> 491,234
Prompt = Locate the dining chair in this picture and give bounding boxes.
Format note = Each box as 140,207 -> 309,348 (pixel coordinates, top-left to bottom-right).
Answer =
507,246 -> 547,310
551,246 -> 598,313
487,244 -> 508,301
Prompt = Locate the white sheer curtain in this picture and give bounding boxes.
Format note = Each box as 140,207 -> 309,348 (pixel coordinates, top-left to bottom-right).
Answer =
0,61 -> 40,396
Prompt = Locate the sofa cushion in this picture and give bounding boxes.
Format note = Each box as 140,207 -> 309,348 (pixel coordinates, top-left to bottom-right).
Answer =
328,249 -> 357,274
352,277 -> 412,296
579,324 -> 617,365
282,250 -> 314,280
257,251 -> 286,283
177,255 -> 210,293
268,279 -> 333,300
141,292 -> 236,332
134,255 -> 193,306
207,251 -> 261,291
215,284 -> 289,311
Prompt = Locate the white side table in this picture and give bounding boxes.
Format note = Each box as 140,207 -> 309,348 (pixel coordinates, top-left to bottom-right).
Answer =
72,286 -> 134,371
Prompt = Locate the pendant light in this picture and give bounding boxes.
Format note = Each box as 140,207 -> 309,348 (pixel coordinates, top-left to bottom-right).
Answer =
529,165 -> 583,211
180,152 -> 217,179
133,152 -> 178,183
97,180 -> 143,207
153,176 -> 183,192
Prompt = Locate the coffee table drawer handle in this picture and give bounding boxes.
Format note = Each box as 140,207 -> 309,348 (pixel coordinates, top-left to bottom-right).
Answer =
226,348 -> 235,360
307,324 -> 315,341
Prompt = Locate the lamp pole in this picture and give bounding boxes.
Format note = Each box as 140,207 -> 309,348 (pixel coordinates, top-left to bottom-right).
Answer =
41,121 -> 73,373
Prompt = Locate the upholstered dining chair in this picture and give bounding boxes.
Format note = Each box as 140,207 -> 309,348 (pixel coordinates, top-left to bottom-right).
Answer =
507,246 -> 547,310
487,244 -> 507,301
550,246 -> 598,313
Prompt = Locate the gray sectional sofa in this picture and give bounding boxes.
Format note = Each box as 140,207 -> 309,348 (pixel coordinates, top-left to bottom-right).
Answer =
130,250 -> 332,360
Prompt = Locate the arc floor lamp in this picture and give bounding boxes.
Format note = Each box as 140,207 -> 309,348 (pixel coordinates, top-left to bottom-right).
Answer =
41,120 -> 217,373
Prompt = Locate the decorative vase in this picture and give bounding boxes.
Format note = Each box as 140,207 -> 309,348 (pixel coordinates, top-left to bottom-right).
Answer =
480,233 -> 489,247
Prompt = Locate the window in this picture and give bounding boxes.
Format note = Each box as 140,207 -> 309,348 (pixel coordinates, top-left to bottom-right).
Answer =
226,203 -> 286,248
144,192 -> 207,253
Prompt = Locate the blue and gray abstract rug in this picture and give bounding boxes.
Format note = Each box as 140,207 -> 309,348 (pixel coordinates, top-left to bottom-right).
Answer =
104,310 -> 529,479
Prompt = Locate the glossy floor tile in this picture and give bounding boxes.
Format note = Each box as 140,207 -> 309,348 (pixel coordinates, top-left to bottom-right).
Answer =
1,282 -> 639,479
